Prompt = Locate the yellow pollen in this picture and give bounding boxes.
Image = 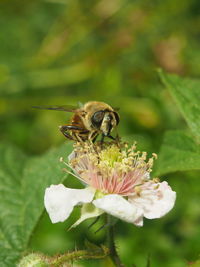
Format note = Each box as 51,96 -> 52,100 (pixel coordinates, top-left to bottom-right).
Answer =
153,178 -> 160,183
154,184 -> 160,189
69,141 -> 157,185
134,186 -> 142,196
98,145 -> 122,167
152,153 -> 158,159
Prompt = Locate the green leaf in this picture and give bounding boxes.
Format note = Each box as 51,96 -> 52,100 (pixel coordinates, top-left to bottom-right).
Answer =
0,143 -> 72,266
158,70 -> 200,142
154,131 -> 200,176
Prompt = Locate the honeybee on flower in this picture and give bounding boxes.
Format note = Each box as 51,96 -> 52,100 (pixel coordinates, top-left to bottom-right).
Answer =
44,141 -> 176,227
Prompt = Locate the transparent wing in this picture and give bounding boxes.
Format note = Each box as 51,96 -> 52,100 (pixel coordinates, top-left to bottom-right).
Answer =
32,105 -> 78,112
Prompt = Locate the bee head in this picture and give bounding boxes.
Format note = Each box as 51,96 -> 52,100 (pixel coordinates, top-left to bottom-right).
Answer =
91,110 -> 119,136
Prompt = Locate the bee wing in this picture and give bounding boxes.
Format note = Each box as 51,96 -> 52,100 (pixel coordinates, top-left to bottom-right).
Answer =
32,105 -> 78,112
77,101 -> 84,108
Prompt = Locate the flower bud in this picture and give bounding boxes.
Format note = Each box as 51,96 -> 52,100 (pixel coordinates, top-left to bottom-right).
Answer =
17,253 -> 49,267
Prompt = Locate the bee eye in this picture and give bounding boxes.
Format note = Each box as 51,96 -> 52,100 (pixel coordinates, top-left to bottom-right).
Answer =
113,112 -> 120,125
91,110 -> 104,128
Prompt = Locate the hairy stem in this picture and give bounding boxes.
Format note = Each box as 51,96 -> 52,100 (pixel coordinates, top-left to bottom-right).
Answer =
50,247 -> 109,266
107,215 -> 124,267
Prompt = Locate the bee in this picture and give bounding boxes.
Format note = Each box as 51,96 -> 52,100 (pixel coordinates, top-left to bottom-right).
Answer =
33,101 -> 120,142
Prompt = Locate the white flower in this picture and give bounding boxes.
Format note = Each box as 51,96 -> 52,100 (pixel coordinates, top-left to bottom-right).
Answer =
44,142 -> 176,227
44,185 -> 95,223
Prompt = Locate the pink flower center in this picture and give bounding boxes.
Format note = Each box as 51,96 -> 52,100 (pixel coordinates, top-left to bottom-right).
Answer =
69,143 -> 156,196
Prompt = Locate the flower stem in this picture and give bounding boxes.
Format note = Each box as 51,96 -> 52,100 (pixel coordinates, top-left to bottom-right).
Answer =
50,247 -> 109,266
107,215 -> 124,267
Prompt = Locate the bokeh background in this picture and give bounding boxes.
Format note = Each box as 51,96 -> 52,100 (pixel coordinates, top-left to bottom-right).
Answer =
0,0 -> 200,266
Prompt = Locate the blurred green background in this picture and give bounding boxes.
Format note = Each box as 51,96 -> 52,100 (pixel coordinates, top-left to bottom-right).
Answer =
0,0 -> 200,266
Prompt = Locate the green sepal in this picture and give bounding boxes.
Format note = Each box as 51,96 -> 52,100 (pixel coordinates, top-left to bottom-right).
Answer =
69,203 -> 103,229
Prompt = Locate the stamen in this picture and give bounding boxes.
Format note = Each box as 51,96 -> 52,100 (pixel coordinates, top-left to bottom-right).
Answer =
61,158 -> 86,182
62,168 -> 82,180
67,141 -> 157,195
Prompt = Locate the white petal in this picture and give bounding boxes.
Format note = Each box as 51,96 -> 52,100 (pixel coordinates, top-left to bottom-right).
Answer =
129,181 -> 176,219
70,203 -> 103,229
93,194 -> 143,225
44,184 -> 95,223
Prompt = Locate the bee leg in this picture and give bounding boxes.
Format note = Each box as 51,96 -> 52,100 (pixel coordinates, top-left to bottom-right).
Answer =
88,131 -> 98,143
59,125 -> 86,141
107,135 -> 115,140
75,133 -> 85,143
100,134 -> 105,145
59,125 -> 74,140
114,133 -> 120,143
92,136 -> 97,143
92,132 -> 99,143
